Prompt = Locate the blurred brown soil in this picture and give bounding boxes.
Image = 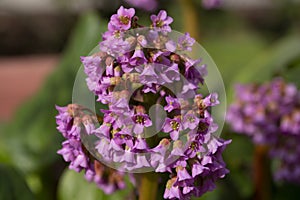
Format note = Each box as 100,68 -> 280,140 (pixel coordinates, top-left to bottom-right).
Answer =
0,55 -> 58,121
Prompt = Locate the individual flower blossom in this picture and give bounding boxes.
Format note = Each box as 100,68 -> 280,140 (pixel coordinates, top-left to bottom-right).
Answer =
163,117 -> 183,141
103,6 -> 135,40
164,95 -> 180,112
159,63 -> 181,83
177,33 -> 195,51
164,177 -> 181,199
130,48 -> 148,66
203,93 -> 220,107
184,58 -> 206,86
109,6 -> 135,31
227,78 -> 300,184
140,64 -> 159,85
132,113 -> 152,134
183,111 -> 200,130
57,6 -> 230,199
55,104 -> 82,139
165,40 -> 177,52
57,139 -> 88,172
151,10 -> 173,32
81,55 -> 102,78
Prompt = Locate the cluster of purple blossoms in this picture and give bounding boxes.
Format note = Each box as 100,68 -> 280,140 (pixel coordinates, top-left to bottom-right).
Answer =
227,78 -> 300,183
56,104 -> 127,194
56,6 -> 230,199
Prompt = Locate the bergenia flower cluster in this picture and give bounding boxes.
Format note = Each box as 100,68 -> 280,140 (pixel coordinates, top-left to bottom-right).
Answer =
56,6 -> 230,199
227,78 -> 300,183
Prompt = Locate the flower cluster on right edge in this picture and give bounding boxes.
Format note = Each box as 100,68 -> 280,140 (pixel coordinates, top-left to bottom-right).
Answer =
227,78 -> 300,183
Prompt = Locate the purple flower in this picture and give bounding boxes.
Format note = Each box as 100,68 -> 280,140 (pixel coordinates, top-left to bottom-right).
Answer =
171,140 -> 186,156
183,112 -> 200,130
140,64 -> 159,85
133,137 -> 149,150
55,105 -> 73,138
164,178 -> 181,199
95,138 -> 111,159
165,40 -> 177,52
227,78 -> 300,184
164,95 -> 180,112
178,33 -> 195,51
109,6 -> 135,31
57,139 -> 88,172
151,10 -> 173,32
130,49 -> 147,66
163,117 -> 182,141
57,6 -> 230,198
203,93 -> 220,107
82,115 -> 96,134
185,59 -> 206,86
159,63 -> 180,83
132,113 -> 152,134
151,139 -> 171,168
55,104 -> 88,139
176,166 -> 192,181
81,56 -> 103,78
191,161 -> 205,177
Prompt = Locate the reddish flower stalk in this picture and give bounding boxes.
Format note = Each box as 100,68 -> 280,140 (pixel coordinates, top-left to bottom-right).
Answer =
254,145 -> 271,200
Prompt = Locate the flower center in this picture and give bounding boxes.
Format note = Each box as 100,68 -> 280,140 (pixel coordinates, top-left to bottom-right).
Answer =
119,16 -> 130,25
198,122 -> 208,132
171,121 -> 180,130
190,142 -> 198,150
136,115 -> 145,124
156,20 -> 164,27
188,116 -> 195,122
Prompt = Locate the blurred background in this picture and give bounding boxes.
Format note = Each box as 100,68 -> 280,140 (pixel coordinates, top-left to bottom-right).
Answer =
0,0 -> 300,199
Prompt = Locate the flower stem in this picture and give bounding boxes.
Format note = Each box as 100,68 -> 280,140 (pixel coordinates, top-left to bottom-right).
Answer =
179,0 -> 200,41
138,172 -> 158,200
254,145 -> 271,200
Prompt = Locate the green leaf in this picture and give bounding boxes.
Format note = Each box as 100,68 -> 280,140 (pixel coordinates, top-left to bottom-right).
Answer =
283,58 -> 300,87
58,170 -> 133,200
0,164 -> 35,200
202,29 -> 266,87
228,33 -> 300,102
233,34 -> 300,84
0,11 -> 107,173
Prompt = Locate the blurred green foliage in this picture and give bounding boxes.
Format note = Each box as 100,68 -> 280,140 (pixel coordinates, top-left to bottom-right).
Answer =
1,2 -> 300,200
0,12 -> 107,199
0,164 -> 35,200
58,170 -> 134,200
